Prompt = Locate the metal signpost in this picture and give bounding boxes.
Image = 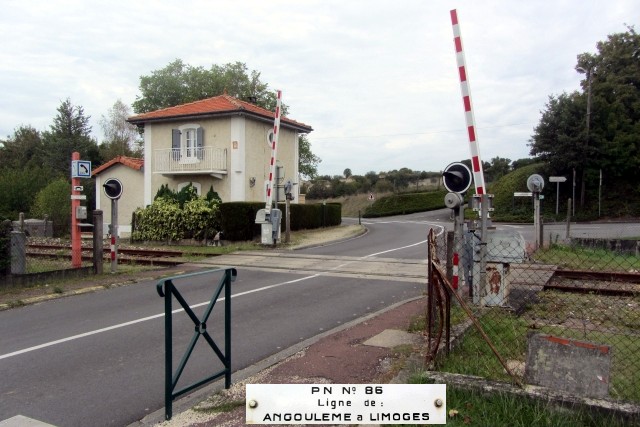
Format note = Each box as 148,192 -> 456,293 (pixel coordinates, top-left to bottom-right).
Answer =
527,174 -> 545,251
103,178 -> 123,273
70,152 -> 91,268
549,176 -> 567,215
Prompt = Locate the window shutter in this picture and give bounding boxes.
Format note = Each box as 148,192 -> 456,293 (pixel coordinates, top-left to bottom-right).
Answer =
172,129 -> 181,160
196,127 -> 204,160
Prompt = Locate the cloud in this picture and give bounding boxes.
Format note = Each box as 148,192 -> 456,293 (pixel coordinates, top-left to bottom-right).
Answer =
0,0 -> 637,177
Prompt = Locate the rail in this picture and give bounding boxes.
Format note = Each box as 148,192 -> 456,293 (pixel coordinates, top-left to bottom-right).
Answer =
156,267 -> 237,420
153,147 -> 227,174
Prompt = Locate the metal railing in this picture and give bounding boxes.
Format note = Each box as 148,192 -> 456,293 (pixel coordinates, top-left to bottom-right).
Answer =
156,267 -> 237,420
154,147 -> 227,174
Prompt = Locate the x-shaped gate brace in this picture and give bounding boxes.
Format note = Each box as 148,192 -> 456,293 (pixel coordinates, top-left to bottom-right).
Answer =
156,267 -> 237,420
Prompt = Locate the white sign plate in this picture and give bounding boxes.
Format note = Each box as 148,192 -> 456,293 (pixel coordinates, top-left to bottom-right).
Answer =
514,192 -> 533,197
246,384 -> 446,424
549,176 -> 567,183
70,195 -> 87,200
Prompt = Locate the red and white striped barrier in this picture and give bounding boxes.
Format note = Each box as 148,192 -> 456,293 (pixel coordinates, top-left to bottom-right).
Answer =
452,252 -> 459,290
450,9 -> 486,195
111,234 -> 116,262
265,90 -> 283,212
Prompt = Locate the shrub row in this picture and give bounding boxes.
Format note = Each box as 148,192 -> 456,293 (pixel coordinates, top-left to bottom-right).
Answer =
219,202 -> 342,241
363,191 -> 447,218
132,197 -> 220,243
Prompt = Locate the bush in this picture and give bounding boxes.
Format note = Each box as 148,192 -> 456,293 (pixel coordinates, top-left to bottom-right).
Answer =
182,197 -> 220,240
132,198 -> 184,242
134,188 -> 222,242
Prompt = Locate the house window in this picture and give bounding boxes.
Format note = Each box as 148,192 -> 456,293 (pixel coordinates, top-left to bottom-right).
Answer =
185,129 -> 196,158
172,125 -> 204,162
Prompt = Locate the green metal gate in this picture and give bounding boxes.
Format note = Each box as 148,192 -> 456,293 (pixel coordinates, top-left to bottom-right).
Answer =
156,267 -> 237,420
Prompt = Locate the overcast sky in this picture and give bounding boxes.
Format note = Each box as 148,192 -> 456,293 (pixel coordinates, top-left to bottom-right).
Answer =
1,1 -> 637,177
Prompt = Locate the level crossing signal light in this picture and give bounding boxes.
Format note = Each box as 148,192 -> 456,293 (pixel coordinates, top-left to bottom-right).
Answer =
442,162 -> 472,194
103,178 -> 123,200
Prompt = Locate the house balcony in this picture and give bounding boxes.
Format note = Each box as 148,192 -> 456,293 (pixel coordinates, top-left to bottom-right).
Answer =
154,148 -> 228,179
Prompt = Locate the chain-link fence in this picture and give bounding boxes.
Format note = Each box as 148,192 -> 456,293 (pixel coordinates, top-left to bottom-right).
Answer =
427,223 -> 640,403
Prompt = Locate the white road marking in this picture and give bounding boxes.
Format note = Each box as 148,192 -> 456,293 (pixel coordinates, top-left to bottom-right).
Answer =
0,224 -> 439,361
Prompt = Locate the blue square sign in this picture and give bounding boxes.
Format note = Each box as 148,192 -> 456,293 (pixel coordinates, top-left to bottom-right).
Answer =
72,160 -> 92,178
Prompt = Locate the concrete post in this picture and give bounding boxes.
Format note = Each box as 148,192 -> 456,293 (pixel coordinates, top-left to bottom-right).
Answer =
10,231 -> 26,275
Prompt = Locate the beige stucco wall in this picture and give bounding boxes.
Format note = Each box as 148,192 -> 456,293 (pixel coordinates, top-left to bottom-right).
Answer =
146,120 -> 232,202
95,164 -> 144,237
143,115 -> 300,204
243,120 -> 298,202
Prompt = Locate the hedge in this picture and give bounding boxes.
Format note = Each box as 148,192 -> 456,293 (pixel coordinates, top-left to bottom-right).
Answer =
219,202 -> 342,241
363,191 -> 447,218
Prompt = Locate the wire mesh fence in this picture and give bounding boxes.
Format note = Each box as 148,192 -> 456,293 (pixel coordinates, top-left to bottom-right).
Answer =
427,223 -> 640,403
0,227 -> 94,287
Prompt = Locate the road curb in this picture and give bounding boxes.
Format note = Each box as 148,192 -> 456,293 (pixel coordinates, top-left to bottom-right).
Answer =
130,295 -> 424,427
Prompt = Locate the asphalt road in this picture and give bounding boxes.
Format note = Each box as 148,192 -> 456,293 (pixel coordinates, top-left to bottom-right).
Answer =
3,210 -> 635,426
0,214 -> 447,427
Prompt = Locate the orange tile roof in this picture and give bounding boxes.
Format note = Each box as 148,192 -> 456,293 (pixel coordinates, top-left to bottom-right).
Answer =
92,156 -> 144,177
127,94 -> 312,132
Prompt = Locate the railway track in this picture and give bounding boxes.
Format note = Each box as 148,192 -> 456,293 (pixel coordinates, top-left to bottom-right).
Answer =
26,243 -> 217,266
546,269 -> 640,296
25,244 -> 640,296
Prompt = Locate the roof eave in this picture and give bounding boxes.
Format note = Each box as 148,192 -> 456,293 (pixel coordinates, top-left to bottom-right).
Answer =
127,110 -> 313,133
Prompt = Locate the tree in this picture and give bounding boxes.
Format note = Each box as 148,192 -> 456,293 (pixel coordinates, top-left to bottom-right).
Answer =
0,167 -> 54,219
0,125 -> 46,170
484,157 -> 512,183
298,134 -> 321,179
42,99 -> 101,177
99,99 -> 142,160
132,59 -> 282,114
529,27 -> 640,209
529,92 -> 585,172
343,168 -> 352,179
30,178 -> 71,236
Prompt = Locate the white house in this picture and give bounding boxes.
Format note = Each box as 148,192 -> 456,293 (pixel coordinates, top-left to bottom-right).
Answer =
93,94 -> 313,236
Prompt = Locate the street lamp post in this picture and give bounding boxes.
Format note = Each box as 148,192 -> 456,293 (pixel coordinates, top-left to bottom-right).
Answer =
577,66 -> 593,209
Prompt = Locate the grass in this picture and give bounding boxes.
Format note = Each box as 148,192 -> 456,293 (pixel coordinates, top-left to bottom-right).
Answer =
533,243 -> 640,272
391,378 -> 631,427
436,302 -> 640,402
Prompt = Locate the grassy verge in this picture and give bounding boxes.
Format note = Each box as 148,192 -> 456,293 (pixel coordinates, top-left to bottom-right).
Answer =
436,304 -> 640,402
392,378 -> 630,427
533,243 -> 640,271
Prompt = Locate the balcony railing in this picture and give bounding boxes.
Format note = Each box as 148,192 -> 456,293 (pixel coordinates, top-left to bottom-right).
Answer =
154,147 -> 227,175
